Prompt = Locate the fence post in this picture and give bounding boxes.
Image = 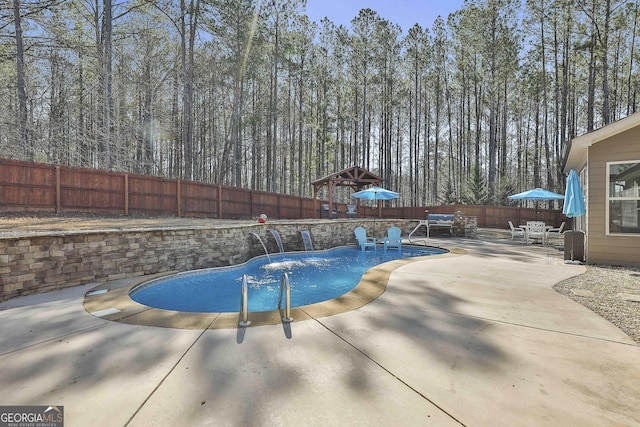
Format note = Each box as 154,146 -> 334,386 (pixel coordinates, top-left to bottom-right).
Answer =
124,174 -> 129,215
176,179 -> 182,217
55,166 -> 61,213
217,185 -> 223,219
481,206 -> 487,228
277,194 -> 282,219
249,189 -> 254,219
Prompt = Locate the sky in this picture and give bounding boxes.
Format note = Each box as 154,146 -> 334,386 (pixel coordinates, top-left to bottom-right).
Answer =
304,0 -> 466,34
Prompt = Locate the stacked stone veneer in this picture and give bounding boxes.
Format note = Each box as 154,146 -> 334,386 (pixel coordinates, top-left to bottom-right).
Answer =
1,219 -> 419,302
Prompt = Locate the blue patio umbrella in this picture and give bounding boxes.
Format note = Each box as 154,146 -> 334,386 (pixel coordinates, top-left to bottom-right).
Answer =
352,186 -> 400,201
352,186 -> 400,233
508,188 -> 565,201
509,187 -> 565,220
563,170 -> 586,262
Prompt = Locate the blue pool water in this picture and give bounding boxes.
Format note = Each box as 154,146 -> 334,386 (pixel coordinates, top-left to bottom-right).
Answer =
130,246 -> 446,313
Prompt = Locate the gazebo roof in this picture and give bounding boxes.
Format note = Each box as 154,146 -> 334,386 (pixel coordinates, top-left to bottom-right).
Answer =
311,166 -> 383,195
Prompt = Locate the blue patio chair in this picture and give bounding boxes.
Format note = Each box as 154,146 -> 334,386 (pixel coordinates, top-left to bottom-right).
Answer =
383,226 -> 402,251
354,226 -> 376,251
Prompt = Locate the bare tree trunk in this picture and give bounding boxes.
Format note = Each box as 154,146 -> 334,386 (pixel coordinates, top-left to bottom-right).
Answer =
601,0 -> 612,125
533,94 -> 541,189
180,0 -> 199,180
561,2 -> 572,144
474,60 -> 482,177
540,7 -> 553,190
297,76 -> 303,196
142,61 -> 153,174
361,73 -> 367,168
102,0 -> 113,168
627,1 -> 638,115
272,17 -> 279,192
12,0 -> 30,159
586,2 -> 597,132
446,68 -> 455,196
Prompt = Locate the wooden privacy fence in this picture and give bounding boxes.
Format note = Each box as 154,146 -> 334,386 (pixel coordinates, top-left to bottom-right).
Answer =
0,159 -> 316,219
388,205 -> 567,228
0,159 -> 567,226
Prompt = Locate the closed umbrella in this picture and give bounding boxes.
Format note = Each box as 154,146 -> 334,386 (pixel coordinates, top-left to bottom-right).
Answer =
563,170 -> 586,261
352,186 -> 400,234
562,170 -> 586,218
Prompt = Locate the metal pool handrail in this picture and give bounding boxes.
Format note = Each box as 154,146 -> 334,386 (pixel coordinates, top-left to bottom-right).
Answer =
278,273 -> 294,323
239,274 -> 251,327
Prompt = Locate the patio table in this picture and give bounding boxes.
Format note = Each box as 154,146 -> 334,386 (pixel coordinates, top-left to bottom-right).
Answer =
520,223 -> 553,245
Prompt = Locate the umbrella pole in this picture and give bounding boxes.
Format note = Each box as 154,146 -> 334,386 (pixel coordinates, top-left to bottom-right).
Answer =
373,213 -> 376,236
571,217 -> 576,261
376,200 -> 380,236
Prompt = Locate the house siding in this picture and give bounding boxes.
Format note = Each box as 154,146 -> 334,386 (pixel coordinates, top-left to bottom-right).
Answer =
587,126 -> 640,265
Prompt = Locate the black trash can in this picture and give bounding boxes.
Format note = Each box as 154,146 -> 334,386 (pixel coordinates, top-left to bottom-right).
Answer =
564,231 -> 585,262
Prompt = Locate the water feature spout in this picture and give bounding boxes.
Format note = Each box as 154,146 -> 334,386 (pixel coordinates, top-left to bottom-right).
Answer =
267,229 -> 285,253
300,230 -> 314,254
249,231 -> 271,262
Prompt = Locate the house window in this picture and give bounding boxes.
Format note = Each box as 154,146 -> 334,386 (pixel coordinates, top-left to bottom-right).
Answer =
608,161 -> 640,235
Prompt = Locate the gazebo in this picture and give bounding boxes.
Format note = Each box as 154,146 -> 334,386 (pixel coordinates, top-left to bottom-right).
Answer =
311,166 -> 383,217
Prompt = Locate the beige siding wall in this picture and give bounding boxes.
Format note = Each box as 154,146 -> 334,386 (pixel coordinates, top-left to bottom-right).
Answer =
587,126 -> 640,265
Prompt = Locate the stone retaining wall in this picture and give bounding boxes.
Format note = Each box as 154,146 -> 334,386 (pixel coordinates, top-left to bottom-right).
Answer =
0,219 -> 420,302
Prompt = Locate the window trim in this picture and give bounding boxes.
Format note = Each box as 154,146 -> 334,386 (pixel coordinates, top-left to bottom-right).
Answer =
606,160 -> 640,236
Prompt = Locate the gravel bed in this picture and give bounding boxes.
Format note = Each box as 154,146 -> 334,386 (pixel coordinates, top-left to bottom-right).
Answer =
554,265 -> 640,344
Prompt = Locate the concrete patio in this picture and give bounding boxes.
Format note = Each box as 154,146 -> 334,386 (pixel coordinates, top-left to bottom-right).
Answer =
1,237 -> 639,426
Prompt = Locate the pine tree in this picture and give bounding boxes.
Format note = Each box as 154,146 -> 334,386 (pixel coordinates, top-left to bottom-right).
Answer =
462,167 -> 489,205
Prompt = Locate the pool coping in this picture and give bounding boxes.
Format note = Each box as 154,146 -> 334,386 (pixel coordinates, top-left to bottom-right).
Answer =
82,244 -> 467,329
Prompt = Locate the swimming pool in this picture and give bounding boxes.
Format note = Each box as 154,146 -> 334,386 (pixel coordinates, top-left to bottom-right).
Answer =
130,246 -> 446,313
